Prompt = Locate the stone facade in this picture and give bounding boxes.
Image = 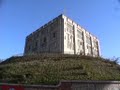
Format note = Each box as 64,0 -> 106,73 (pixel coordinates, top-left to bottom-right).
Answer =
24,14 -> 100,56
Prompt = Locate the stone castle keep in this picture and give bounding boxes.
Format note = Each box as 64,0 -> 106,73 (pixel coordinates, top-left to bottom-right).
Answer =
24,14 -> 100,56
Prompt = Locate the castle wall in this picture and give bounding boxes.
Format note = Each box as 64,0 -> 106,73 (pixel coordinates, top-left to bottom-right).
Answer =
62,15 -> 100,56
24,15 -> 63,55
24,14 -> 100,56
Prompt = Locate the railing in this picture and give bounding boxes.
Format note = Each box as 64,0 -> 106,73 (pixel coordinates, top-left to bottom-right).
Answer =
0,80 -> 120,90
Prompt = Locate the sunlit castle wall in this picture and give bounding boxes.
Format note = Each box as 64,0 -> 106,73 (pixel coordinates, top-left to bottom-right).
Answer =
24,14 -> 100,56
62,15 -> 100,56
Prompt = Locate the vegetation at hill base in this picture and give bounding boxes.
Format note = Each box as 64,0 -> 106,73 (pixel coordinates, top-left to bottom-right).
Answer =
0,54 -> 120,85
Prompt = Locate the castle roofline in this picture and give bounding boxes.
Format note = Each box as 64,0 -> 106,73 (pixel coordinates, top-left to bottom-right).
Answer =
26,14 -> 99,40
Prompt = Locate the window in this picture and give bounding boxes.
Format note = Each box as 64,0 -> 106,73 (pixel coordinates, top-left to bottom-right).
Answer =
77,30 -> 83,39
70,35 -> 73,43
67,23 -> 73,29
53,32 -> 56,38
43,37 -> 46,43
36,33 -> 39,37
66,33 -> 74,49
35,41 -> 38,47
27,37 -> 32,42
41,30 -> 45,34
94,41 -> 98,48
78,40 -> 83,51
86,36 -> 91,45
67,23 -> 73,34
28,45 -> 31,50
93,49 -> 98,56
80,41 -> 83,45
87,46 -> 92,55
67,34 -> 70,48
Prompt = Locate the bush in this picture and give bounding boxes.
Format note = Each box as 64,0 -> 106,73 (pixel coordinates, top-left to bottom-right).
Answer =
0,55 -> 120,84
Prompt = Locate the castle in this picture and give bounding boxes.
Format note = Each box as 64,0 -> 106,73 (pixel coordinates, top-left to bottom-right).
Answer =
24,14 -> 100,56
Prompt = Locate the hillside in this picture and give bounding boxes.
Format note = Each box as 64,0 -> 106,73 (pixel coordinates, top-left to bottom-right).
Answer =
0,54 -> 120,85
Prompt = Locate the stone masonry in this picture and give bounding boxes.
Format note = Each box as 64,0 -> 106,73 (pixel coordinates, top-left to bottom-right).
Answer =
24,14 -> 100,56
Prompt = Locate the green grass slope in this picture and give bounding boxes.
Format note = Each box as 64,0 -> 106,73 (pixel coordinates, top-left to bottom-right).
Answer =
0,54 -> 120,85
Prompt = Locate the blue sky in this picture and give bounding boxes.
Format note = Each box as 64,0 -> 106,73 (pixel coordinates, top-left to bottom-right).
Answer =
0,0 -> 120,60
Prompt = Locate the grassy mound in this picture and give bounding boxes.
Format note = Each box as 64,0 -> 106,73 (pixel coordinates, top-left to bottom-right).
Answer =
0,54 -> 120,85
